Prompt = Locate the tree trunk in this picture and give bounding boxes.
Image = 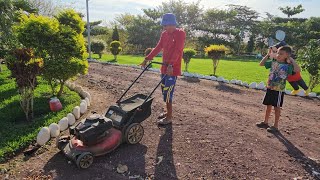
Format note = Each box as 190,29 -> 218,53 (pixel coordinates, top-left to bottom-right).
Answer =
185,62 -> 189,72
57,81 -> 65,97
114,55 -> 117,61
99,53 -> 102,59
212,59 -> 219,76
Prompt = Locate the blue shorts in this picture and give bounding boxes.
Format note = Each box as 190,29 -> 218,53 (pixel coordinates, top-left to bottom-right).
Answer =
160,74 -> 177,103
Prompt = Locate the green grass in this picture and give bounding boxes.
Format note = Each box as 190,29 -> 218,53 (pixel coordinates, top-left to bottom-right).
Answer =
92,54 -> 320,94
0,65 -> 81,162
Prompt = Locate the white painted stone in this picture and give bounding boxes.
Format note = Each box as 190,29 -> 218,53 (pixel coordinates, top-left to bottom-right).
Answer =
258,82 -> 265,90
217,77 -> 224,82
297,90 -> 305,97
236,80 -> 242,85
85,97 -> 90,107
73,106 -> 80,119
285,90 -> 292,95
309,92 -> 317,97
249,82 -> 257,89
67,113 -> 76,125
230,79 -> 237,84
37,127 -> 50,146
224,80 -> 229,83
210,76 -> 217,81
242,82 -> 249,87
69,83 -> 76,90
80,90 -> 87,98
49,123 -> 60,137
204,76 -> 211,80
80,102 -> 87,114
58,117 -> 69,131
74,86 -> 83,93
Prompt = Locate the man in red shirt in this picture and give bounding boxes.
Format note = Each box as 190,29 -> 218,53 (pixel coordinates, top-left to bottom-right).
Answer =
141,13 -> 186,125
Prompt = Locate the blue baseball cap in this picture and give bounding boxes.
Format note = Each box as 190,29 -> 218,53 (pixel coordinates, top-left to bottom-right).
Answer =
160,13 -> 177,26
274,41 -> 287,49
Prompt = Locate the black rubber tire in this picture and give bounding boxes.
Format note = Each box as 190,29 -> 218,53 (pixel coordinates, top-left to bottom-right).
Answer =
125,123 -> 144,144
76,152 -> 94,169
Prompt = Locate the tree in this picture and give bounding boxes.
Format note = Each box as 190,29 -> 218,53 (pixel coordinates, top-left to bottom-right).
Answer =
246,36 -> 255,53
27,0 -> 61,16
227,5 -> 259,55
15,10 -> 88,97
298,40 -> 320,91
196,8 -> 237,53
279,4 -> 304,18
204,45 -> 228,76
0,0 -> 36,58
125,15 -> 161,51
6,48 -> 43,121
182,48 -> 196,72
112,26 -> 120,41
110,41 -> 122,61
83,20 -> 108,37
91,41 -> 105,58
144,0 -> 203,35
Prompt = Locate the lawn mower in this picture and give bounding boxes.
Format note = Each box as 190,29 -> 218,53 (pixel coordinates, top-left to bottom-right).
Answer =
56,62 -> 166,169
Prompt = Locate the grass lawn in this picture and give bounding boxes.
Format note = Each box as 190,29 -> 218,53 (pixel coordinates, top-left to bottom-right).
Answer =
0,65 -> 81,162
92,54 -> 320,94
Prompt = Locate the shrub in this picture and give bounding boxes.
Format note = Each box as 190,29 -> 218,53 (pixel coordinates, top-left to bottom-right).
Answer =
6,48 -> 43,121
183,48 -> 196,72
110,41 -> 122,61
204,45 -> 228,76
91,41 -> 105,58
298,39 -> 320,91
15,11 -> 88,97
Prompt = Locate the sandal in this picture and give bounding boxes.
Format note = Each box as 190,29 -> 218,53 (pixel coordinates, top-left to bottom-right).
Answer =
267,126 -> 279,133
157,112 -> 167,119
256,122 -> 269,128
157,117 -> 172,125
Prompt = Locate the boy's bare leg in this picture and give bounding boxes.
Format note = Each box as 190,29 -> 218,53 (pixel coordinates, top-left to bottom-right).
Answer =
274,107 -> 281,129
264,105 -> 272,124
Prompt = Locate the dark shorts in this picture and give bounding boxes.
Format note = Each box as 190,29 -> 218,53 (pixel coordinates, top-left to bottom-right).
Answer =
263,89 -> 285,107
161,74 -> 177,103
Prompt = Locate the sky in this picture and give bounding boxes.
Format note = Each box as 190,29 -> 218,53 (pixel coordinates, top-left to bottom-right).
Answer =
61,0 -> 320,24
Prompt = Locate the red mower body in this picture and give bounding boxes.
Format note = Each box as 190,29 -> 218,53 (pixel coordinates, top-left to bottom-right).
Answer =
70,128 -> 122,156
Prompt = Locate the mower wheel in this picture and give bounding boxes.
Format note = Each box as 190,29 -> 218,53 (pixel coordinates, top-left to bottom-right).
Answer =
76,152 -> 94,169
125,123 -> 144,144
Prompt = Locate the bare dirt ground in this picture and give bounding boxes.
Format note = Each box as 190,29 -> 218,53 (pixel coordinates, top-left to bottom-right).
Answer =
1,62 -> 320,180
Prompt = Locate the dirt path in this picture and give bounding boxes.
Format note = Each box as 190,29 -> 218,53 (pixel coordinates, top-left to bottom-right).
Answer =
1,62 -> 320,180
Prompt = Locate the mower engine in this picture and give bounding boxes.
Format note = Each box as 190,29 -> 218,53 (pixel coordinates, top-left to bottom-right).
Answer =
69,114 -> 113,146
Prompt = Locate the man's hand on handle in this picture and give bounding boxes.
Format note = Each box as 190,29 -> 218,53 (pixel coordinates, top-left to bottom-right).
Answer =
140,59 -> 149,69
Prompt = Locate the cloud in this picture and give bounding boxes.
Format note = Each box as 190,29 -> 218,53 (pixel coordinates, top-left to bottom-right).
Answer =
61,0 -> 320,22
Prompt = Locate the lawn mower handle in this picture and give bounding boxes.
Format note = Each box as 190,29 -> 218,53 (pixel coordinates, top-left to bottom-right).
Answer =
116,61 -> 167,105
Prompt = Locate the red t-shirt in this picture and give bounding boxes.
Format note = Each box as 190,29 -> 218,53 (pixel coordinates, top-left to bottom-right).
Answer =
145,28 -> 186,76
287,72 -> 302,82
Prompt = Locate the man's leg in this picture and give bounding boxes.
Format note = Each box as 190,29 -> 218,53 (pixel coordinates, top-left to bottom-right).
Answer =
166,102 -> 173,120
158,76 -> 176,125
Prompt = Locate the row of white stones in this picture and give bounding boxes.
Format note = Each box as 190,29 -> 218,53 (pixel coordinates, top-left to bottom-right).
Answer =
88,59 -> 319,99
36,82 -> 92,146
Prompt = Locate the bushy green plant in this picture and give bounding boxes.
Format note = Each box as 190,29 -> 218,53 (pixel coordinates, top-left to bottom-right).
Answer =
91,41 -> 105,58
110,41 -> 122,61
183,48 -> 196,72
15,11 -> 88,97
204,45 -> 228,76
6,48 -> 43,121
298,39 -> 320,91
